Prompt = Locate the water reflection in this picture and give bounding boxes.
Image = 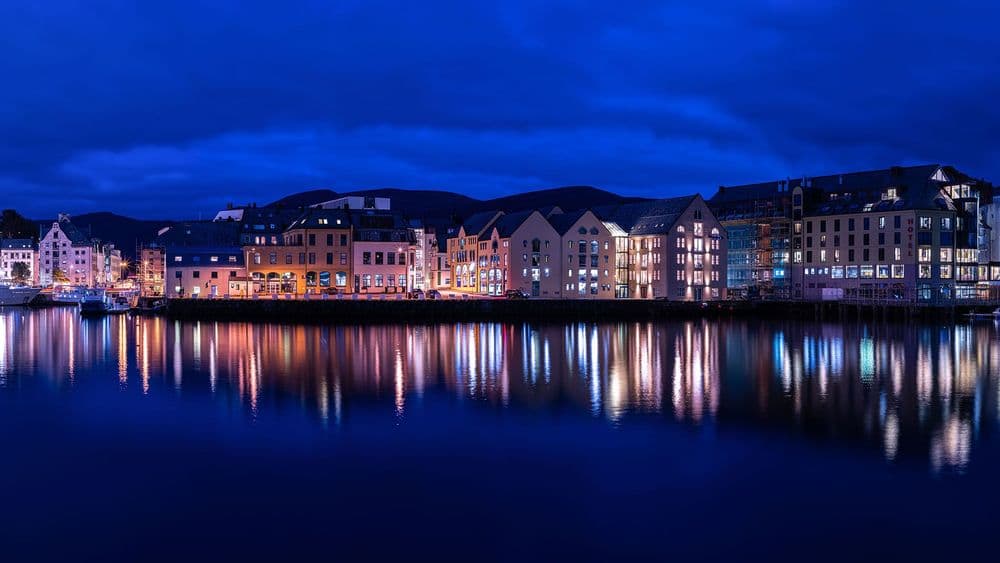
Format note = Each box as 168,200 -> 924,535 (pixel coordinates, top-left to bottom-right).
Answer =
0,309 -> 998,473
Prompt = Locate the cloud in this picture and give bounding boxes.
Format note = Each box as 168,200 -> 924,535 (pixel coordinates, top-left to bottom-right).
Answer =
1,0 -> 998,217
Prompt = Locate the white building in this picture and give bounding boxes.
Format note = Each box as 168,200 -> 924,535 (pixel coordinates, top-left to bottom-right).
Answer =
38,214 -> 99,287
0,239 -> 37,285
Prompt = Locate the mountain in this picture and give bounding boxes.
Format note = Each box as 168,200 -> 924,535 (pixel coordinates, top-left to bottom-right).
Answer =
266,185 -> 651,221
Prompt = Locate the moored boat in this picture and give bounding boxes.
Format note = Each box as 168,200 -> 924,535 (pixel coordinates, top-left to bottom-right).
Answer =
0,284 -> 42,306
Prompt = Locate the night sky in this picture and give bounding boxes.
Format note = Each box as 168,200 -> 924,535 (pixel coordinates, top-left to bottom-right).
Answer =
3,1 -> 998,219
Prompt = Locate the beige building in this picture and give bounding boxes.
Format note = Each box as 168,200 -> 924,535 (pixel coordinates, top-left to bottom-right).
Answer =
448,211 -> 503,293
491,210 -> 562,298
548,210 -> 616,299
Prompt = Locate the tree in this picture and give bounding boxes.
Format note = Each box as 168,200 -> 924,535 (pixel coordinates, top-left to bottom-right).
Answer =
0,209 -> 36,240
52,268 -> 70,284
11,262 -> 31,285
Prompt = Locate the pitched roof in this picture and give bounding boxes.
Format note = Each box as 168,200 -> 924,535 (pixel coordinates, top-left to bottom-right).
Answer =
593,195 -> 698,235
1,239 -> 34,250
41,217 -> 90,245
492,210 -> 536,237
286,208 -> 352,229
708,164 -> 988,217
546,209 -> 588,235
461,210 -> 503,237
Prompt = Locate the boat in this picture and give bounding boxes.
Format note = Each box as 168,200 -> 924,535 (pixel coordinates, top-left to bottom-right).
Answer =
964,308 -> 1000,320
79,290 -> 128,316
0,284 -> 41,306
51,285 -> 88,305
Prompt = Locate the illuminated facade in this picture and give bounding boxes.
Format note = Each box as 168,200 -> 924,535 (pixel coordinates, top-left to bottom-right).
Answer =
596,195 -> 728,301
0,239 -> 37,285
37,214 -> 100,287
447,211 -> 504,293
711,164 -> 997,302
548,210 -> 616,299
166,247 -> 247,298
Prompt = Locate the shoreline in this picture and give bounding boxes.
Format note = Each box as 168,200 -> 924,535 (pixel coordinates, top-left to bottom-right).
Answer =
160,297 -> 989,324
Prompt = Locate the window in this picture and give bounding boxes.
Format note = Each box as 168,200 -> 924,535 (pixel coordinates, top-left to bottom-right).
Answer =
879,216 -> 886,229
918,248 -> 931,263
193,271 -> 200,279
919,264 -> 932,279
894,215 -> 901,229
892,265 -> 904,279
940,265 -> 952,279
861,265 -> 874,279
363,252 -> 371,265
375,252 -> 384,265
940,248 -> 953,262
877,265 -> 889,278
919,216 -> 931,230
941,217 -> 952,231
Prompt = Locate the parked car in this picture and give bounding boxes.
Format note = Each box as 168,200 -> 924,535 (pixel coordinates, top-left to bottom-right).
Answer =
426,289 -> 441,300
505,289 -> 529,300
408,289 -> 425,299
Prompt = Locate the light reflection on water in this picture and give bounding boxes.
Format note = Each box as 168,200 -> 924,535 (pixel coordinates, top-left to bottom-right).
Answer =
0,308 -> 997,474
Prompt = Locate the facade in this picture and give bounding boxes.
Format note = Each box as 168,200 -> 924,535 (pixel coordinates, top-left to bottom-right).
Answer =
166,247 -> 247,298
448,211 -> 503,293
596,195 -> 728,301
548,210 -> 616,299
245,208 -> 353,295
37,214 -> 100,287
0,239 -> 37,285
139,245 -> 166,297
351,211 -> 414,294
708,182 -> 794,299
494,211 -> 562,298
711,164 -> 995,303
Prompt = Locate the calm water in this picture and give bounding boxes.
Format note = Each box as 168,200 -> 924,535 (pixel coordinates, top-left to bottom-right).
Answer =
1,309 -> 997,561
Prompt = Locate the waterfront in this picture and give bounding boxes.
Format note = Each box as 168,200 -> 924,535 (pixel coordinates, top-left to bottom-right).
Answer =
1,308 -> 998,560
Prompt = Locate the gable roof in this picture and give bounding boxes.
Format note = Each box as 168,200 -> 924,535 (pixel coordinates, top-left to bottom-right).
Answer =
461,210 -> 504,238
593,195 -> 698,235
1,239 -> 34,250
546,209 -> 588,236
41,217 -> 90,245
488,210 -> 536,238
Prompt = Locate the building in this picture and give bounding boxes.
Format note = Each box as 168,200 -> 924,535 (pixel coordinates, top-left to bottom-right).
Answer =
139,244 -> 166,297
37,214 -> 100,287
313,196 -> 391,211
708,181 -> 794,299
166,247 -> 247,298
448,211 -> 504,293
488,210 -> 562,298
548,210 -> 616,299
351,210 -> 414,294
596,195 -> 728,301
0,239 -> 37,285
710,164 -> 995,302
245,208 -> 353,295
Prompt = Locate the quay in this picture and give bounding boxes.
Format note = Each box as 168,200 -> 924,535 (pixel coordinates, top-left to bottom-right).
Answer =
162,296 -> 998,324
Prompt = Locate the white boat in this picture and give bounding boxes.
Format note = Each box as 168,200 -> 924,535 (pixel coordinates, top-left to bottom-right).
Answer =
965,308 -> 1000,320
52,285 -> 88,304
0,284 -> 41,306
79,290 -> 130,316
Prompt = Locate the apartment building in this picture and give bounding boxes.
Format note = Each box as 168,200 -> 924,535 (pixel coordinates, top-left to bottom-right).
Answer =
710,164 -> 995,302
245,208 -> 353,295
448,211 -> 504,293
0,239 -> 37,284
548,210 -> 616,299
167,247 -> 247,298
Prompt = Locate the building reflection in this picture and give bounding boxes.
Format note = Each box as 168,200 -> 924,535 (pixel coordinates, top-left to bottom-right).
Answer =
0,308 -> 998,472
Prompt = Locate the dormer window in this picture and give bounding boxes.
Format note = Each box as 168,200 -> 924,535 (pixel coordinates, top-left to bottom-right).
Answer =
883,188 -> 897,200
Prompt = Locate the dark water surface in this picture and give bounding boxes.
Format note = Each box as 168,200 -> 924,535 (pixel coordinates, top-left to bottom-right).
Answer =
0,308 -> 997,561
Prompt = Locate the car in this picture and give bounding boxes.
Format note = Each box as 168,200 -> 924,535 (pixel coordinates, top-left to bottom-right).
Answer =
426,289 -> 441,299
505,289 -> 529,300
408,289 -> 425,299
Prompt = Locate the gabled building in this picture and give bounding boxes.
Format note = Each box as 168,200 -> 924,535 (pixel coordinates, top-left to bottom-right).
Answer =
547,210 -> 615,299
492,210 -> 562,297
596,195 -> 728,300
447,210 -> 503,292
38,214 -> 101,287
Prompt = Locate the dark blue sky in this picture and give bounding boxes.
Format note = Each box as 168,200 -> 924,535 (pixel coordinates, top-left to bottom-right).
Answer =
2,1 -> 998,218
